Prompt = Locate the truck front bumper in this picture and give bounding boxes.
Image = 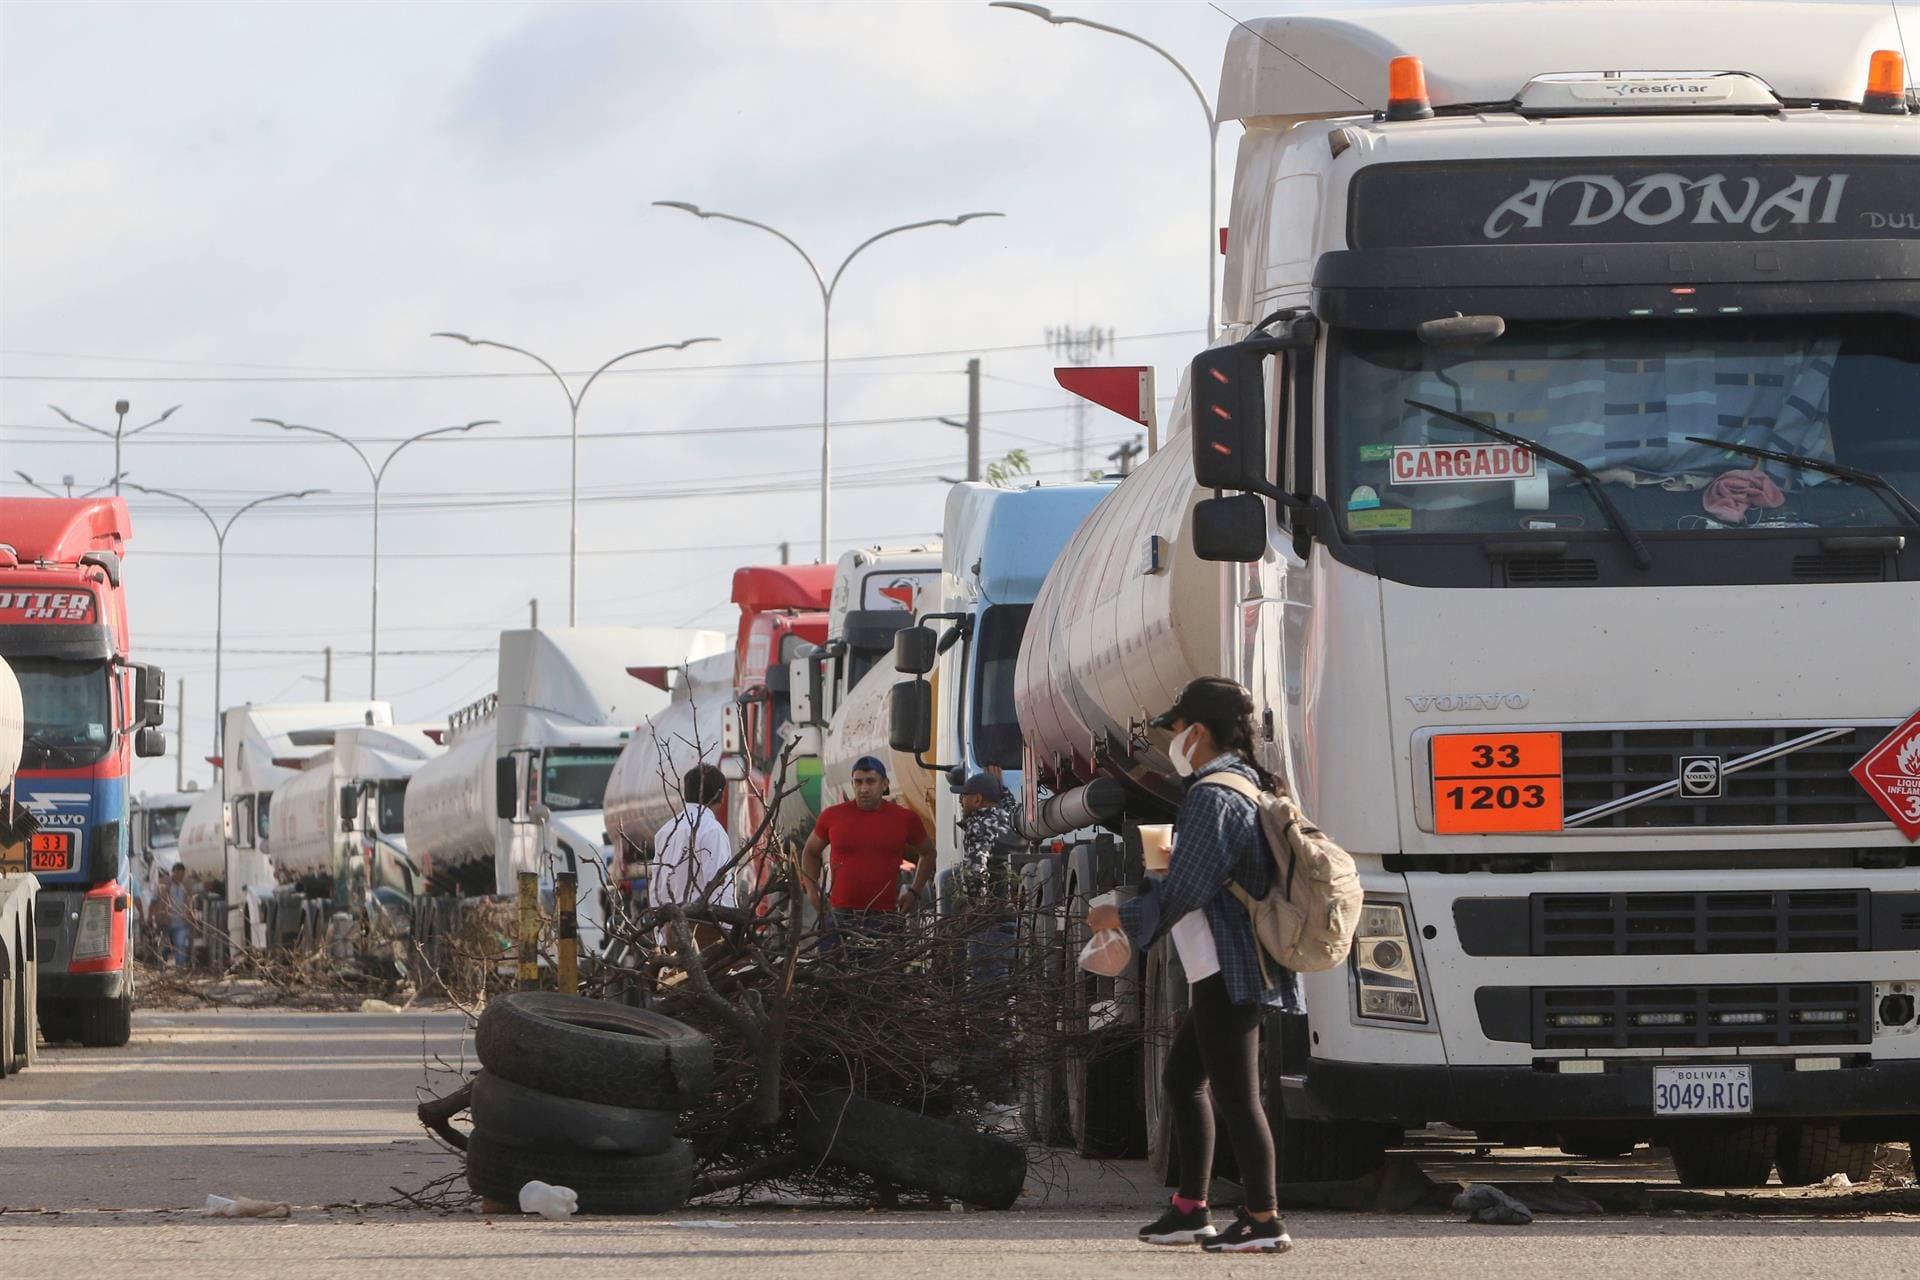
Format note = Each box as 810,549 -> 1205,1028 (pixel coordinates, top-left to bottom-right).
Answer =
1295,1057 -> 1920,1130
38,968 -> 129,1000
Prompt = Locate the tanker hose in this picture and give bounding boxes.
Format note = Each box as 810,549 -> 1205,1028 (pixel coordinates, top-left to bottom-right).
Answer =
1018,776 -> 1124,841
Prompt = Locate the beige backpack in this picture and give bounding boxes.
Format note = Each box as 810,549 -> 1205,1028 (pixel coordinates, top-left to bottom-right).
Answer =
1194,771 -> 1362,975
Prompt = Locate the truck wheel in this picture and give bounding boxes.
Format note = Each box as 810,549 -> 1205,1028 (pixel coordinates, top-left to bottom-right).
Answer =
1666,1124 -> 1776,1188
475,993 -> 713,1109
0,974 -> 12,1075
1015,865 -> 1065,1145
1143,945 -> 1181,1185
38,1000 -> 78,1046
469,1070 -> 676,1156
795,1088 -> 1028,1209
1775,1123 -> 1877,1186
77,987 -> 134,1048
464,1134 -> 692,1215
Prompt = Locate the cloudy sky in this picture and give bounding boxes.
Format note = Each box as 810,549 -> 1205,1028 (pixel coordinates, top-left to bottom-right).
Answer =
3,0 -> 1280,791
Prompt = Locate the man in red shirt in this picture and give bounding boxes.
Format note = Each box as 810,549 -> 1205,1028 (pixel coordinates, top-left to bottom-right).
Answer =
800,756 -> 935,932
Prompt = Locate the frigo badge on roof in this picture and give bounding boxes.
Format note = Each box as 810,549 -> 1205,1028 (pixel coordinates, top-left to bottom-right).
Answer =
1406,693 -> 1530,713
1483,173 -> 1851,240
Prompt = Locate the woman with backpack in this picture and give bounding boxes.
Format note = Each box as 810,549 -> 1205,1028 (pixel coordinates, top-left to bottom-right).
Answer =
1086,676 -> 1301,1255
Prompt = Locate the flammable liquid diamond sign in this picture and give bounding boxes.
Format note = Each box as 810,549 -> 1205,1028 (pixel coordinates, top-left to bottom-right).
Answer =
1851,707 -> 1920,841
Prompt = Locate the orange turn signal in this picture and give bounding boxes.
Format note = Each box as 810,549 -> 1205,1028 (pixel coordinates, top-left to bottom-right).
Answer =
1386,55 -> 1434,121
1863,49 -> 1909,114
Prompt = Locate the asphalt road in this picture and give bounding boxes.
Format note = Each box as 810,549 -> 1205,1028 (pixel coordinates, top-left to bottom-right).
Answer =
2,1007 -> 1917,1278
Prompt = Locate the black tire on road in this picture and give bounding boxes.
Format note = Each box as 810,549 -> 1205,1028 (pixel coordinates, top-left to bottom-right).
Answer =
1775,1122 -> 1877,1186
476,992 -> 712,1109
77,985 -> 133,1048
463,1134 -> 693,1215
37,1000 -> 78,1047
1667,1124 -> 1776,1188
796,1088 -> 1028,1210
470,1070 -> 677,1156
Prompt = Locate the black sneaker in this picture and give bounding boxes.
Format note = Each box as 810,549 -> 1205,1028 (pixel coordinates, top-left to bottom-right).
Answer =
1201,1209 -> 1293,1254
1137,1201 -> 1216,1245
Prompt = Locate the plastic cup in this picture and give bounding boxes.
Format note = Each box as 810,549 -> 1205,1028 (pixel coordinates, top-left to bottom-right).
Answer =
1139,824 -> 1173,874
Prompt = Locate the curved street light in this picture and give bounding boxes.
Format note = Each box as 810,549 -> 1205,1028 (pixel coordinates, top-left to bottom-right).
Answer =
125,484 -> 324,759
653,202 -> 1003,562
252,418 -> 496,697
431,333 -> 717,625
47,401 -> 182,496
14,470 -> 128,498
990,2 -> 1219,342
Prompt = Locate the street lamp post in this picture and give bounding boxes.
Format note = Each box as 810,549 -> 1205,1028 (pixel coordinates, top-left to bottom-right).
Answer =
252,418 -> 496,697
48,401 -> 182,495
990,2 -> 1219,342
125,485 -> 323,759
13,470 -> 128,498
653,202 -> 1003,562
431,334 -> 718,626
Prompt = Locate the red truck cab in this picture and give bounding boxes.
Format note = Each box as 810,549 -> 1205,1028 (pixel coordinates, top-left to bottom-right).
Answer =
0,498 -> 166,1047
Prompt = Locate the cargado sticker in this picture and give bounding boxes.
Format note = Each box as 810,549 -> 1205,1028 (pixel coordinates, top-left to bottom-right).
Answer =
1391,443 -> 1536,486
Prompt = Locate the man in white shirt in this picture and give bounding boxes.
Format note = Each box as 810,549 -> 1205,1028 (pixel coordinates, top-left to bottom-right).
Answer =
650,763 -> 734,951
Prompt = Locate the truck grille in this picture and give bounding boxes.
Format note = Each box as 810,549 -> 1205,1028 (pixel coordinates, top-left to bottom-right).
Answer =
1494,982 -> 1875,1049
1536,890 -> 1869,956
1561,726 -> 1891,828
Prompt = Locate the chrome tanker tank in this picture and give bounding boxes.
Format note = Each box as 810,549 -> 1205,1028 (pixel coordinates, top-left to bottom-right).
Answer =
1013,421 -> 1221,790
402,716 -> 498,888
604,651 -> 735,857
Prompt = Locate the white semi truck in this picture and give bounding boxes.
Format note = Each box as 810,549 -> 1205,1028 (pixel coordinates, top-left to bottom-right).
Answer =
1009,2 -> 1920,1188
0,655 -> 37,1075
405,627 -> 726,961
604,650 -> 737,872
178,701 -> 391,948
265,723 -> 444,960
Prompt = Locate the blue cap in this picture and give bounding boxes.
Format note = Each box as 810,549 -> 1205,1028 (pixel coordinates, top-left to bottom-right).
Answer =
851,755 -> 888,778
958,773 -> 1007,800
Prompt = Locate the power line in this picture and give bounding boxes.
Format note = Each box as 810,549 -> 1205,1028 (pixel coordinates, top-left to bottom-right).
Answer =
129,529 -> 942,561
0,329 -> 1202,384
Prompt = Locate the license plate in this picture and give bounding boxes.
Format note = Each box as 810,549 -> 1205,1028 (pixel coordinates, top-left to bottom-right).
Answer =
1653,1065 -> 1752,1116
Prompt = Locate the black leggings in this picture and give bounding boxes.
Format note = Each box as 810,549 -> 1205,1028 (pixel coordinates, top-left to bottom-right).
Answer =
1165,974 -> 1275,1213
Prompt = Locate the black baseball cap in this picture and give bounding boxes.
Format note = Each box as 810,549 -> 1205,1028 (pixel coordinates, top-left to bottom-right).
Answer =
1149,677 -> 1255,730
957,773 -> 1007,800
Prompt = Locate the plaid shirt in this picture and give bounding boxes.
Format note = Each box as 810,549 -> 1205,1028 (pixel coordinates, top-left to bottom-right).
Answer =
1117,756 -> 1302,1010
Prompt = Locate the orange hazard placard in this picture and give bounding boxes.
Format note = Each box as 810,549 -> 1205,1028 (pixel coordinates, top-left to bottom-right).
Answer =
1432,732 -> 1564,834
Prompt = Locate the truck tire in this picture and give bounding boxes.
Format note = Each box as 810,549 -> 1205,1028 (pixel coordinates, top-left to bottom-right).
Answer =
463,1134 -> 693,1215
1775,1123 -> 1877,1186
1015,864 -> 1066,1145
0,974 -> 12,1076
1143,945 -> 1189,1185
1667,1124 -> 1776,1188
470,1070 -> 676,1156
795,1088 -> 1027,1210
475,992 -> 712,1109
76,986 -> 134,1049
38,1000 -> 79,1046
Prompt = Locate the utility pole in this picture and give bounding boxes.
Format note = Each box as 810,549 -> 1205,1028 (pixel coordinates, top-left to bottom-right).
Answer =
323,647 -> 333,700
175,678 -> 186,791
778,540 -> 791,565
1048,326 -> 1113,476
1107,437 -> 1144,476
529,597 -> 539,630
938,357 -> 984,482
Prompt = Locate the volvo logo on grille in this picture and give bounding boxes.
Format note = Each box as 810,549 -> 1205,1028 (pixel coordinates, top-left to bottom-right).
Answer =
1679,756 -> 1724,798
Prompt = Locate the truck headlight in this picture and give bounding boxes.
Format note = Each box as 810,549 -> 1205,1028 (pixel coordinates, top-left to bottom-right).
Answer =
1353,901 -> 1426,1023
74,896 -> 115,960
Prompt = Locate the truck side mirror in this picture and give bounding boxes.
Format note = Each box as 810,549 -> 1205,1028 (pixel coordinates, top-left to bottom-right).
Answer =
1190,345 -> 1273,493
133,663 -> 166,728
893,625 -> 938,676
340,785 -> 357,828
789,653 -> 822,726
1192,494 -> 1271,563
888,681 -> 933,754
134,727 -> 166,758
495,757 -> 518,820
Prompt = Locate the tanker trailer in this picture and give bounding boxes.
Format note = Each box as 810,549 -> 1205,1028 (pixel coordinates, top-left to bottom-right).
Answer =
605,650 -> 736,904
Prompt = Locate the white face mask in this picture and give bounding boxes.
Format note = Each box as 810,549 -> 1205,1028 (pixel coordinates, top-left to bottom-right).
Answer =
1168,725 -> 1201,777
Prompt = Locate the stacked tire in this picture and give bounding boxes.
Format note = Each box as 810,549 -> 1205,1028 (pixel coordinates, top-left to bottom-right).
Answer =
465,992 -> 712,1215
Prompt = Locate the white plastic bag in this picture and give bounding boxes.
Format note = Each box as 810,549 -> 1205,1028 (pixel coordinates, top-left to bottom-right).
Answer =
518,1180 -> 579,1220
204,1194 -> 291,1218
1077,892 -> 1133,977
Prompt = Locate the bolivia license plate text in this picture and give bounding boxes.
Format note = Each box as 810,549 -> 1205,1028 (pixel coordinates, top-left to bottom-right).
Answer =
1653,1065 -> 1752,1116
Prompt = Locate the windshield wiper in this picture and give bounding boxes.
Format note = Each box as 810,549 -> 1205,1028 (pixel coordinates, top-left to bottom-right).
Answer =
1404,400 -> 1653,568
1682,436 -> 1920,531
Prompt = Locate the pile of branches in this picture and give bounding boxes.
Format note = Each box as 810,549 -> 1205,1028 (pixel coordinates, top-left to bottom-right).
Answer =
138,914 -> 414,1011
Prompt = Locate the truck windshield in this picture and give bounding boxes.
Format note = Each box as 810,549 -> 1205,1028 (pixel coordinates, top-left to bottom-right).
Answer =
1329,314 -> 1920,538
971,605 -> 1030,771
146,806 -> 188,848
376,780 -> 407,834
542,748 -> 620,811
13,656 -> 112,767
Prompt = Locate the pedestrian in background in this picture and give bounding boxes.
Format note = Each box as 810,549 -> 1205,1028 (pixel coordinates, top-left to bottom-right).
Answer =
650,763 -> 735,952
148,862 -> 196,969
800,756 -> 934,946
1088,677 -> 1300,1254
